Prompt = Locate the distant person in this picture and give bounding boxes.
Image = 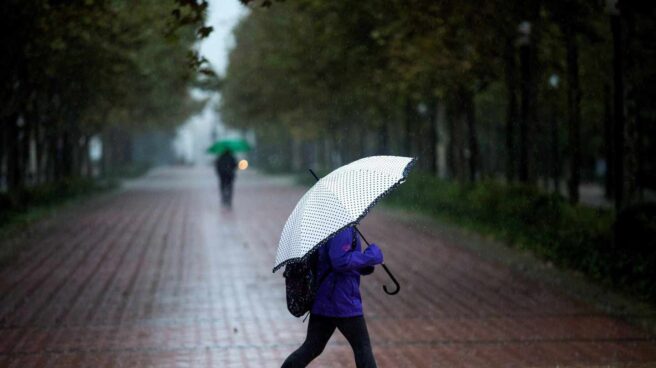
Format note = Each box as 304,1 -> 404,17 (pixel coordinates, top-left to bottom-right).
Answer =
214,150 -> 237,208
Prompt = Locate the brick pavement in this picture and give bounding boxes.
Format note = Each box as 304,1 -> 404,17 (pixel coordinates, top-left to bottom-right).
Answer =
0,167 -> 655,367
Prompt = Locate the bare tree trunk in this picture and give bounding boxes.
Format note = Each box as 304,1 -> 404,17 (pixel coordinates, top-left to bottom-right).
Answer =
291,137 -> 302,172
518,40 -> 531,183
549,94 -> 560,193
622,11 -> 639,208
32,114 -> 41,184
504,38 -> 518,183
603,83 -> 614,199
23,113 -> 33,187
323,136 -> 331,170
6,114 -> 21,192
565,28 -> 581,204
404,98 -> 414,157
61,129 -> 74,178
611,12 -> 624,210
464,90 -> 479,182
377,120 -> 389,155
518,3 -> 540,184
446,105 -> 457,180
101,129 -> 112,177
446,98 -> 466,182
0,119 -> 5,191
427,98 -> 439,175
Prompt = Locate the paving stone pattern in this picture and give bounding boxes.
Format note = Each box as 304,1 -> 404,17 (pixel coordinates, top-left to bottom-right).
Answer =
0,167 -> 655,367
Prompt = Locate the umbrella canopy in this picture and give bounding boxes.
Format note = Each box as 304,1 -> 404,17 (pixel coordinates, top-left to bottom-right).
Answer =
273,155 -> 415,273
206,138 -> 251,154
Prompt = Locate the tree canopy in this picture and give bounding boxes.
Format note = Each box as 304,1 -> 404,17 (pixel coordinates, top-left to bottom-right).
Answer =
0,0 -> 209,193
221,0 -> 656,209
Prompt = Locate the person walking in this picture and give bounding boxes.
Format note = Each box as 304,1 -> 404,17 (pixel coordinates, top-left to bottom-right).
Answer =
214,149 -> 237,208
282,226 -> 383,368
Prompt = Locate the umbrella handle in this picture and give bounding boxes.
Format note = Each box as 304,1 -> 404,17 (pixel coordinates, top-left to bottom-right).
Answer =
354,221 -> 401,296
381,263 -> 400,295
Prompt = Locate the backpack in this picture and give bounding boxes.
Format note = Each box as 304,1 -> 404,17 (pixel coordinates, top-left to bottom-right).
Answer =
283,230 -> 356,318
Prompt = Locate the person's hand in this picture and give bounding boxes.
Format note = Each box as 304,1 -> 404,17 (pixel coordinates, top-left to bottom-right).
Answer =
359,265 -> 375,275
364,243 -> 383,264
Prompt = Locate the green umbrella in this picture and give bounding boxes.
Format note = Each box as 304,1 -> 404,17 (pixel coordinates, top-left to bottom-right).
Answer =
206,138 -> 251,154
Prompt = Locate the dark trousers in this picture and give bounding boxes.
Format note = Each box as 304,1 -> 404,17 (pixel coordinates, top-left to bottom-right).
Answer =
281,315 -> 377,368
219,175 -> 234,207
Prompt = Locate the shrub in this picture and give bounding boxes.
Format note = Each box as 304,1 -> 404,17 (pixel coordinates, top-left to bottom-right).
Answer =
385,173 -> 656,304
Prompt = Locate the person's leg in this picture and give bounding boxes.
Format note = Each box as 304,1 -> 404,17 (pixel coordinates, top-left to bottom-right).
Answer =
281,315 -> 336,368
226,177 -> 234,207
335,316 -> 377,368
219,177 -> 228,205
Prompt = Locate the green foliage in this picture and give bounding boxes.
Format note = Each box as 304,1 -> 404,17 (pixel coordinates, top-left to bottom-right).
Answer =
385,173 -> 656,303
102,162 -> 152,180
0,0 -> 210,196
0,178 -> 111,225
221,0 -> 656,307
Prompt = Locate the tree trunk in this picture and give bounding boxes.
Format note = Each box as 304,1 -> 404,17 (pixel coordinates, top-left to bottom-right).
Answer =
446,104 -> 456,180
404,98 -> 414,157
603,83 -> 614,199
427,98 -> 439,175
611,12 -> 625,210
32,114 -> 41,184
446,98 -> 466,182
464,90 -> 479,182
23,114 -> 33,187
61,129 -> 74,178
81,134 -> 91,178
291,137 -> 302,172
377,120 -> 389,155
6,114 -> 21,192
0,117 -> 8,191
518,39 -> 531,183
565,28 -> 581,204
550,94 -> 560,193
504,38 -> 518,183
621,11 -> 639,208
518,4 -> 540,184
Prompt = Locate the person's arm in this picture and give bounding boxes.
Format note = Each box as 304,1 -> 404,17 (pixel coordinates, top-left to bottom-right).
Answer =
328,229 -> 383,272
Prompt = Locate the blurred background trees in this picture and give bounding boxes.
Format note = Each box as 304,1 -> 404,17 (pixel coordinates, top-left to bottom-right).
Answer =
1,0 -> 654,300
222,0 -> 655,212
222,0 -> 656,302
0,0 -> 209,206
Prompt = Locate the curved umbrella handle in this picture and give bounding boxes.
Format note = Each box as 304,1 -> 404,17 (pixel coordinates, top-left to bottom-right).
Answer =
381,263 -> 400,295
352,227 -> 401,296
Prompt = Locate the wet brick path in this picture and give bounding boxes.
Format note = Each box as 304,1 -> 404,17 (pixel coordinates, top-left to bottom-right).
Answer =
0,167 -> 655,367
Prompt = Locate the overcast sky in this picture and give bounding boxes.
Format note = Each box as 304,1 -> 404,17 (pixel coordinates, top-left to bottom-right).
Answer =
174,0 -> 248,164
201,0 -> 248,75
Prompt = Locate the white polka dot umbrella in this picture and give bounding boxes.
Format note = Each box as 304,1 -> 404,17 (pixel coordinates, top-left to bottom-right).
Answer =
273,155 -> 416,294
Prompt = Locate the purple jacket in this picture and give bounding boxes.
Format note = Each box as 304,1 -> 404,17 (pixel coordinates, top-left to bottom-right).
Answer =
311,227 -> 384,317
